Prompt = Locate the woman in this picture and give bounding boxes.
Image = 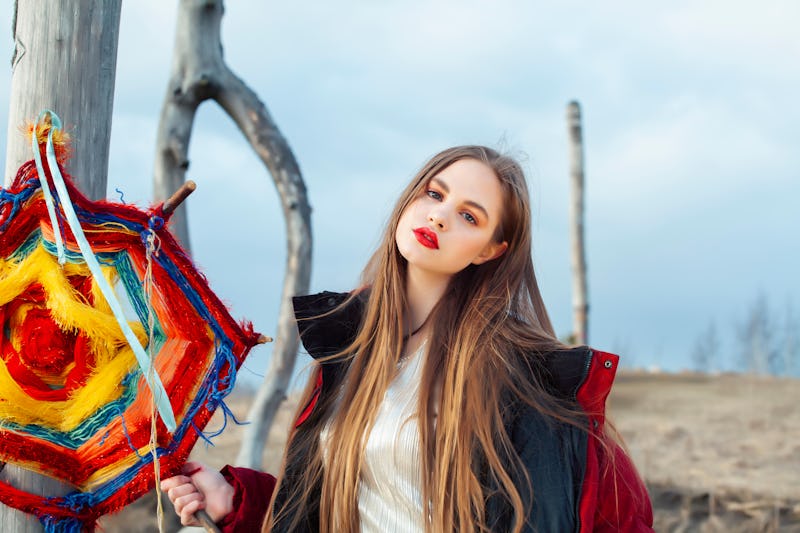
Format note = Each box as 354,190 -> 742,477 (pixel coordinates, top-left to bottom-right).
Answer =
163,146 -> 653,532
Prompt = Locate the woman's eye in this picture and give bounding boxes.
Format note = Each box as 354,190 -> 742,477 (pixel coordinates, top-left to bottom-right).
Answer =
461,212 -> 477,225
426,189 -> 442,201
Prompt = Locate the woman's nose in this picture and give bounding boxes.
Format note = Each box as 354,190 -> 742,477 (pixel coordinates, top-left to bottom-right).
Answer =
428,211 -> 446,230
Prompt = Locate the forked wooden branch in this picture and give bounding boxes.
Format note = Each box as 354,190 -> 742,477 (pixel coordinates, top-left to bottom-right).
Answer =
154,0 -> 311,470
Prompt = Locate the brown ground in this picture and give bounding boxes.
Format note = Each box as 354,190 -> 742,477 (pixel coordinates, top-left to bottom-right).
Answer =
99,372 -> 800,532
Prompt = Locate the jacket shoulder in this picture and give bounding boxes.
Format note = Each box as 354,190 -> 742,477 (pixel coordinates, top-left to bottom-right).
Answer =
539,346 -> 594,399
292,290 -> 365,359
539,347 -> 619,411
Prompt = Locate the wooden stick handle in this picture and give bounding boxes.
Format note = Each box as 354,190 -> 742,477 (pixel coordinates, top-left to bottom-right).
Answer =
257,334 -> 273,344
196,509 -> 221,533
162,180 -> 197,215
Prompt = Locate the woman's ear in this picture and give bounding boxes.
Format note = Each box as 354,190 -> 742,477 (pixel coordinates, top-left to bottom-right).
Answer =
472,241 -> 508,265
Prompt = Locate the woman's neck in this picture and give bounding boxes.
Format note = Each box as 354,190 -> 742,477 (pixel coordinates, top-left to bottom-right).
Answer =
404,266 -> 451,332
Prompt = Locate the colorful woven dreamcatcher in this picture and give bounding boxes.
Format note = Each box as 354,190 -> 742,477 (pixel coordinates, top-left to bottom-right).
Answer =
0,111 -> 262,531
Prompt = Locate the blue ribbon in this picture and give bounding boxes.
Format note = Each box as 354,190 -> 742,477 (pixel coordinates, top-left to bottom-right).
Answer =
31,110 -> 176,432
31,117 -> 66,265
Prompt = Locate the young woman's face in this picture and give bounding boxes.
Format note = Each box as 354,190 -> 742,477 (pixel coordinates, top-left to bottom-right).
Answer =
395,158 -> 508,279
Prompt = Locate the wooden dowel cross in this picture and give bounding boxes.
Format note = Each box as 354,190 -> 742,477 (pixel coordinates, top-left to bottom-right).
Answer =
162,180 -> 197,215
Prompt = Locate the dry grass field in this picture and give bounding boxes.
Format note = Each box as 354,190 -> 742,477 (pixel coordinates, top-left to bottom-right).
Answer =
99,372 -> 800,532
611,372 -> 800,532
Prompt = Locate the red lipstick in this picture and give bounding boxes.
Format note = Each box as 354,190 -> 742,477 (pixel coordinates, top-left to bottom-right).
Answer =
413,227 -> 439,249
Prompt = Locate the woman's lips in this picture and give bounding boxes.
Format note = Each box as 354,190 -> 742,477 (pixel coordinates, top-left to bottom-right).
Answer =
413,228 -> 439,249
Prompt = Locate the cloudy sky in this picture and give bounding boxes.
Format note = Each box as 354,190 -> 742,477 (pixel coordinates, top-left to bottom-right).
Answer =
0,1 -> 797,386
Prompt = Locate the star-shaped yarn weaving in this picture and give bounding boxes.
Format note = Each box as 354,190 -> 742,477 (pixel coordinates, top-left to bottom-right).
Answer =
0,121 -> 260,530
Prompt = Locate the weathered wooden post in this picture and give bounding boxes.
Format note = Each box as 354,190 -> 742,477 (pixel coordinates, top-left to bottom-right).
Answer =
567,101 -> 588,345
0,1 -> 121,530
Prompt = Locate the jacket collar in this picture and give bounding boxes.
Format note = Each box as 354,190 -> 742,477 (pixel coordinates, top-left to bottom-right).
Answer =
292,290 -> 603,401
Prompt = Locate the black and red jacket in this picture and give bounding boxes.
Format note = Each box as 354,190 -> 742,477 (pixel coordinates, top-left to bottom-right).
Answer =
219,291 -> 654,532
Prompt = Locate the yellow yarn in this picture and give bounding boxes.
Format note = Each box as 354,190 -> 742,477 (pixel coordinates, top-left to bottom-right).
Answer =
84,449 -> 143,487
24,120 -> 71,165
0,243 -> 147,430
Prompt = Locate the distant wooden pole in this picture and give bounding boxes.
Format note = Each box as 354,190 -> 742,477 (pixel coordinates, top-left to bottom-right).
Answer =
0,1 -> 121,531
567,101 -> 588,345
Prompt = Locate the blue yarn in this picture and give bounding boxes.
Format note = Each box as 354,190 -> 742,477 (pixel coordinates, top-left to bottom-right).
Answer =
114,188 -> 126,204
57,491 -> 93,513
202,400 -> 249,440
40,238 -> 85,263
40,514 -> 86,533
71,202 -> 146,233
147,215 -> 164,231
0,176 -> 39,232
12,227 -> 117,267
3,372 -> 140,449
194,341 -> 250,440
192,421 -> 216,447
118,407 -> 147,460
154,251 -> 227,338
188,344 -> 251,445
40,489 -> 99,532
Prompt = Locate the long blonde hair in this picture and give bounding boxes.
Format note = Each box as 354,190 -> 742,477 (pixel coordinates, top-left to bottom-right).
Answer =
268,146 -> 583,532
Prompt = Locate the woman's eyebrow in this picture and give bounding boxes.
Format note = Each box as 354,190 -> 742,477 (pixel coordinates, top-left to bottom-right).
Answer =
431,177 -> 489,220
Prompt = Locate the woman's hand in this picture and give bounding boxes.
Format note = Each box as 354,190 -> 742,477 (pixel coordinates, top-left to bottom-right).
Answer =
161,461 -> 235,527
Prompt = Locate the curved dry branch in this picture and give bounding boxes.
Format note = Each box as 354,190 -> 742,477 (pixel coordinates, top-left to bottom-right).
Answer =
154,0 -> 312,468
215,71 -> 312,468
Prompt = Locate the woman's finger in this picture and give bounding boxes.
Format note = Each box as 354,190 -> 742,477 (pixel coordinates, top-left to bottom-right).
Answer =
175,493 -> 203,521
160,475 -> 188,493
179,498 -> 204,527
166,481 -> 199,505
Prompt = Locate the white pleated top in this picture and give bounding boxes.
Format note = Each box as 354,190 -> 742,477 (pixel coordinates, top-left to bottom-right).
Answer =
320,345 -> 426,532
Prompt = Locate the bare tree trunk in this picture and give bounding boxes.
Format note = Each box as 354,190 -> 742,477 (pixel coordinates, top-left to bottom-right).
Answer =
0,1 -> 121,530
154,0 -> 312,469
567,101 -> 588,346
739,292 -> 776,375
